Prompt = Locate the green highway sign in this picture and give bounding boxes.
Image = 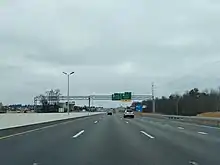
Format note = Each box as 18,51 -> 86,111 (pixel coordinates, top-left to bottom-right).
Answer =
112,92 -> 132,101
123,92 -> 132,100
111,93 -> 122,101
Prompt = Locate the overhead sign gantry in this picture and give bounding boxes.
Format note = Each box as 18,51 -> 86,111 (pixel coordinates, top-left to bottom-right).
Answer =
34,92 -> 153,111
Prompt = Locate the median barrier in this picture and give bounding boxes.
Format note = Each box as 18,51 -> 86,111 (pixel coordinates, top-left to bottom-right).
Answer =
0,112 -> 103,138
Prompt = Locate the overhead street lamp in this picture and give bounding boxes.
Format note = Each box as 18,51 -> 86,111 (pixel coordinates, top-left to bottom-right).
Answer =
63,71 -> 74,115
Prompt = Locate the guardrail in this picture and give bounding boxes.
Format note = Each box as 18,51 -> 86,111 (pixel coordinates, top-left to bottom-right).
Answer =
139,113 -> 220,127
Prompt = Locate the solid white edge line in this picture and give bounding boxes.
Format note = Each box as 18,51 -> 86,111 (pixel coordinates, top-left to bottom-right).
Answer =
198,131 -> 208,135
178,127 -> 184,130
73,130 -> 85,138
140,131 -> 155,139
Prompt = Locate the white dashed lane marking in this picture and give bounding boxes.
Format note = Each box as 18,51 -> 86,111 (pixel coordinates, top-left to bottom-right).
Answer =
198,131 -> 208,135
73,130 -> 85,138
140,131 -> 155,139
178,127 -> 184,130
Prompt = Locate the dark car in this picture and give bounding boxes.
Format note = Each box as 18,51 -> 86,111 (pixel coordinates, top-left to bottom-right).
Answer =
107,111 -> 113,115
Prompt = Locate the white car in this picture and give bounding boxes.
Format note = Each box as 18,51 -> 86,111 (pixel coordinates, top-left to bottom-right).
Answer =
124,109 -> 134,118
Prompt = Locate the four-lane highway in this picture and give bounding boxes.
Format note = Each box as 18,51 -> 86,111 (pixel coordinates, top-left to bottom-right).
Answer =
0,114 -> 220,165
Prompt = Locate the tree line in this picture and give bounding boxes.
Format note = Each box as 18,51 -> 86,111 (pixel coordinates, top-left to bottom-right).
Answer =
36,89 -> 98,113
142,87 -> 220,116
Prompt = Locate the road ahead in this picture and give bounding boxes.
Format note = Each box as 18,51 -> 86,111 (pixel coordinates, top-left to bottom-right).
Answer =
1,114 -> 220,165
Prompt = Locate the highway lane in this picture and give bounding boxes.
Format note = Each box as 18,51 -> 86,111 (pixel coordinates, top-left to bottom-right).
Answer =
0,115 -> 103,165
138,116 -> 220,139
0,114 -> 220,165
126,116 -> 220,164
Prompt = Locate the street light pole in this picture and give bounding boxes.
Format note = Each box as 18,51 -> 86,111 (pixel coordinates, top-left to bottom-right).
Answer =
63,71 -> 74,115
67,74 -> 70,115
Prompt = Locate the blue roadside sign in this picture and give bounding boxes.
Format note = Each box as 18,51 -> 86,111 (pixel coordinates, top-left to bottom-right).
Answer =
135,104 -> 143,112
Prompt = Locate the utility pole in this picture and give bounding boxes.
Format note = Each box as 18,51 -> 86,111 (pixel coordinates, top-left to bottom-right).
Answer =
88,96 -> 91,116
152,82 -> 155,113
218,87 -> 220,112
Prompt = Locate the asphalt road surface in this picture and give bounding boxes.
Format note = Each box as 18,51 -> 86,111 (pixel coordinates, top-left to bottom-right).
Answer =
0,114 -> 220,165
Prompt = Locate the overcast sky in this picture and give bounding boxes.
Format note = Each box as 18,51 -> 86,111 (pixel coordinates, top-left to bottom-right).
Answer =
1,0 -> 220,106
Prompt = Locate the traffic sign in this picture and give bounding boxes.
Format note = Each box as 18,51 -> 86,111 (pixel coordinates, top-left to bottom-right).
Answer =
123,92 -> 132,100
135,104 -> 143,112
112,93 -> 123,101
112,92 -> 132,101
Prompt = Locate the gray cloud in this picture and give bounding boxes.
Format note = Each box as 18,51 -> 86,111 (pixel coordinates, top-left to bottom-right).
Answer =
1,0 -> 220,106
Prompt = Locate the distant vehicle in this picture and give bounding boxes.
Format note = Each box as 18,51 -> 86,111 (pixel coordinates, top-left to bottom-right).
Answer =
107,111 -> 113,115
82,109 -> 86,112
124,109 -> 134,118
